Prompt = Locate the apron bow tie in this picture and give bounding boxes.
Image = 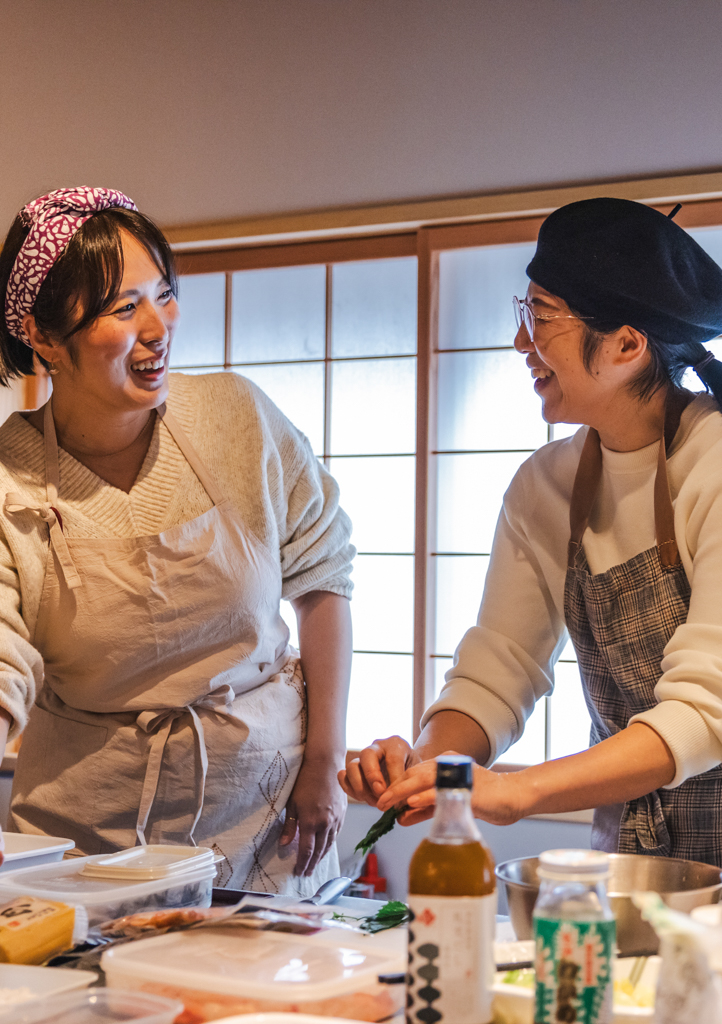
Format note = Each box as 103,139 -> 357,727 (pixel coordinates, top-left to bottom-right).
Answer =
4,493 -> 81,590
135,685 -> 238,847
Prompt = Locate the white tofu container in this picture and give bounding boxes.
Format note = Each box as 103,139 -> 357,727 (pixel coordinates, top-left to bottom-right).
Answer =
0,834 -> 74,873
0,845 -> 217,928
0,963 -> 95,1015
102,925 -> 407,1022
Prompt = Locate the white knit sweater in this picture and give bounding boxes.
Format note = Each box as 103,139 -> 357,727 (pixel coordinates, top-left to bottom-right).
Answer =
424,393 -> 722,788
0,372 -> 354,737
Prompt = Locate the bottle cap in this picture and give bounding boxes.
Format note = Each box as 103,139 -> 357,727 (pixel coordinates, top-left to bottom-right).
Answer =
538,848 -> 610,880
435,755 -> 473,789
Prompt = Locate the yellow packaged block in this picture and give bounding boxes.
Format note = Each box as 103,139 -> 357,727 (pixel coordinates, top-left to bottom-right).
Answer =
0,896 -> 75,964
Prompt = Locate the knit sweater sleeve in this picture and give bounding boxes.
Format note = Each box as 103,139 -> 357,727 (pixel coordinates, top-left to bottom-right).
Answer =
242,380 -> 355,601
0,522 -> 44,737
281,448 -> 355,600
420,457 -> 568,765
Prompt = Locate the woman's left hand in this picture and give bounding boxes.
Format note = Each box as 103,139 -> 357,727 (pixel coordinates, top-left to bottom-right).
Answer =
280,758 -> 348,876
376,750 -> 527,827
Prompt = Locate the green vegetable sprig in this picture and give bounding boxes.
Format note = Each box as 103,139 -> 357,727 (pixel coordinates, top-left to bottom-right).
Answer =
354,805 -> 408,855
333,900 -> 410,933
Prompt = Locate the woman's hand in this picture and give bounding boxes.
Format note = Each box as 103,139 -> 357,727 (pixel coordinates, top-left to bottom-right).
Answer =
376,751 -> 528,827
280,757 -> 348,877
338,735 -> 421,806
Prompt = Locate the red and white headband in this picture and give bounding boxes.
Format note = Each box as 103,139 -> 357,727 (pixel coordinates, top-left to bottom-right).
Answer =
4,186 -> 137,347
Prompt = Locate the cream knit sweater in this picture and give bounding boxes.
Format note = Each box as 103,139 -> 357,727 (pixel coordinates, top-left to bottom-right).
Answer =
0,372 -> 354,737
424,393 -> 722,788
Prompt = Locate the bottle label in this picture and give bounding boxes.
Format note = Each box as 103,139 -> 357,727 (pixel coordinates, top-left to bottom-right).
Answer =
533,916 -> 615,1024
407,892 -> 497,1024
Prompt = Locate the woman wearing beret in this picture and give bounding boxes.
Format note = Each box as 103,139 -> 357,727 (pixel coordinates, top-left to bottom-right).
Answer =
342,197 -> 722,863
0,187 -> 353,891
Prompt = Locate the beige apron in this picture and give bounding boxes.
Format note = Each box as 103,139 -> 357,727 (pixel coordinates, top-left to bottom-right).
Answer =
5,401 -> 339,895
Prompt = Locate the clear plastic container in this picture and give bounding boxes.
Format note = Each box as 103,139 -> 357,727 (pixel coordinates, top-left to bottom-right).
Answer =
0,849 -> 216,927
102,925 -> 407,1022
0,962 -> 96,1004
0,835 -> 74,873
0,988 -> 182,1023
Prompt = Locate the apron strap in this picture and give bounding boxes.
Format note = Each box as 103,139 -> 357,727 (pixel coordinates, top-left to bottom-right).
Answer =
3,402 -> 82,589
568,391 -> 689,571
135,685 -> 236,846
158,406 -> 226,507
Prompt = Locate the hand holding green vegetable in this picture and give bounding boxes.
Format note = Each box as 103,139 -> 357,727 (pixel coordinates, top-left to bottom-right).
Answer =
339,735 -> 420,805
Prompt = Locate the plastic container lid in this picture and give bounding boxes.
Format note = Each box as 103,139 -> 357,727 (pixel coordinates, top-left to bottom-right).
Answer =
80,845 -> 216,881
0,963 -> 95,1008
0,988 -> 182,1024
2,835 -> 74,865
0,852 -> 216,907
538,848 -> 610,880
102,926 -> 405,1002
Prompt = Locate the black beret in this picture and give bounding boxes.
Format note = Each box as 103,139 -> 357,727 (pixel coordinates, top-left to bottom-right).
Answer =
526,198 -> 722,347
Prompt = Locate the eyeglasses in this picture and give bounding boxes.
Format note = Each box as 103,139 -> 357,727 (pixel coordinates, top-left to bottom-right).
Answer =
513,296 -> 592,340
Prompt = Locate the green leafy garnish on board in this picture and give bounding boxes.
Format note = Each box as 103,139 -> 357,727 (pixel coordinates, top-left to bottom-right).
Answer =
354,805 -> 408,855
502,968 -> 535,988
333,900 -> 410,933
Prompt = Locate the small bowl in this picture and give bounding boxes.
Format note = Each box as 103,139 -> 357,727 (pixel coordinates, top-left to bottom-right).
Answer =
496,852 -> 722,955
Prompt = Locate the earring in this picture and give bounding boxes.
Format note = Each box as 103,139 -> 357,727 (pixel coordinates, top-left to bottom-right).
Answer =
47,366 -> 59,376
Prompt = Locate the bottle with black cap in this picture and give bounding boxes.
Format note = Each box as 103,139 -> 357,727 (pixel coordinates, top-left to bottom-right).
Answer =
407,755 -> 496,1024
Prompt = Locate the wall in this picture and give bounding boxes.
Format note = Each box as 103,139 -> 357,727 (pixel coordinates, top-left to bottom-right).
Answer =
2,0 -> 722,231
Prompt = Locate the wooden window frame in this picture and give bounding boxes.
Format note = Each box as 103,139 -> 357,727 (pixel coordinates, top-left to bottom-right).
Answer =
172,197 -> 722,755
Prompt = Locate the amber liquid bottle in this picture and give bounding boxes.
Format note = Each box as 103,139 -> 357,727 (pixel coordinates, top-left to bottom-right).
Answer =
407,756 -> 496,1024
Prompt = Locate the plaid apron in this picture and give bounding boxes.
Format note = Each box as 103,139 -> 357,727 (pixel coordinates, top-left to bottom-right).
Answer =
564,392 -> 722,864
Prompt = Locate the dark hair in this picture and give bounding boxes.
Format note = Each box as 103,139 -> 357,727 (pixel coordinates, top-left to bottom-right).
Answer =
575,311 -> 703,403
0,206 -> 177,384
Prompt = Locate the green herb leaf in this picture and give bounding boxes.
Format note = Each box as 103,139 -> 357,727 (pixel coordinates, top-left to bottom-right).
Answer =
354,805 -> 408,855
332,900 -> 410,933
376,900 -> 408,920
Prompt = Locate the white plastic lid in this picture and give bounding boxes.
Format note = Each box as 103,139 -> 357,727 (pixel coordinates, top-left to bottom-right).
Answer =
538,848 -> 610,880
80,845 -> 215,881
0,852 -> 217,906
102,927 -> 404,1001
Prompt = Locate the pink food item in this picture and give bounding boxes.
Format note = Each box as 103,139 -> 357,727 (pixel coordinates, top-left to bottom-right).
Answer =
130,980 -> 401,1023
101,906 -> 232,938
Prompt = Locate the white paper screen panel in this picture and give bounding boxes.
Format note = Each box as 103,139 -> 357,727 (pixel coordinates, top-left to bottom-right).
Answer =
329,456 -> 415,554
332,257 -> 417,357
346,653 -> 413,751
437,349 -> 547,451
232,265 -> 326,363
171,273 -> 225,368
439,243 -> 535,350
330,357 -> 417,455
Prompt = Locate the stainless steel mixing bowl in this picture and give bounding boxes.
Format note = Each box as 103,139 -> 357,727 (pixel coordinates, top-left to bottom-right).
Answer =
496,852 -> 722,955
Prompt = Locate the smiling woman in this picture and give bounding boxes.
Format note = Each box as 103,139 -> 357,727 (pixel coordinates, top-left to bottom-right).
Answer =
0,187 -> 354,891
342,197 -> 722,868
